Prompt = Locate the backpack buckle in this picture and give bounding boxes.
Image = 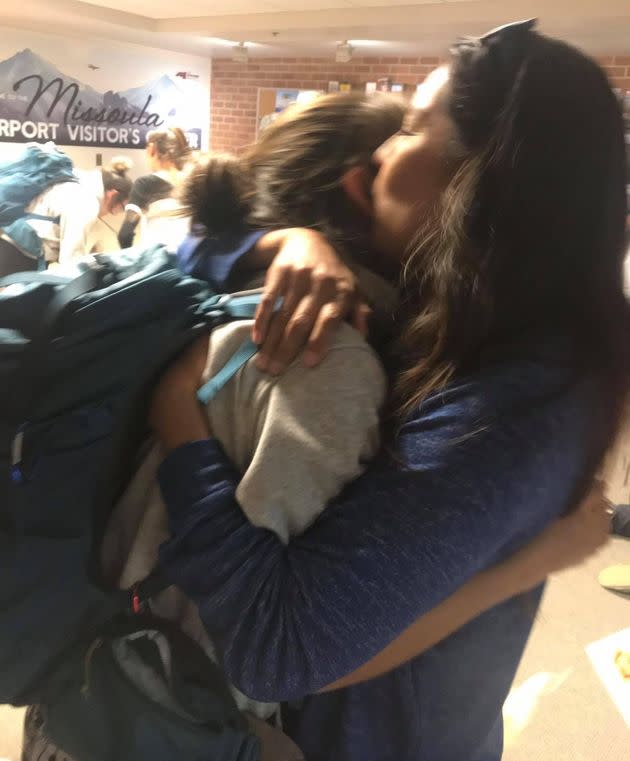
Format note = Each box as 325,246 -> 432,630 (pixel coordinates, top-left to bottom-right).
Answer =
131,585 -> 147,615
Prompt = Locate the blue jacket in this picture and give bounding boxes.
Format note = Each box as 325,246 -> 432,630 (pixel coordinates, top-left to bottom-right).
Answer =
165,233 -> 610,761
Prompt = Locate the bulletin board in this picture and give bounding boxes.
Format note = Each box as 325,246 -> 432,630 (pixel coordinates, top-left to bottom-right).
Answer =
256,87 -> 322,136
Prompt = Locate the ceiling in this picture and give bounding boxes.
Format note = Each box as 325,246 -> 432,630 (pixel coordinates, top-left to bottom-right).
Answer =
1,0 -> 629,58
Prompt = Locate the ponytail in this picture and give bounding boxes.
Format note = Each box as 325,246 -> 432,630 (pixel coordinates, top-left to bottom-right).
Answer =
147,127 -> 192,170
180,152 -> 250,234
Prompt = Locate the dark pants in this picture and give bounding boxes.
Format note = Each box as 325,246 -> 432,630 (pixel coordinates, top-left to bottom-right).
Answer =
0,239 -> 37,279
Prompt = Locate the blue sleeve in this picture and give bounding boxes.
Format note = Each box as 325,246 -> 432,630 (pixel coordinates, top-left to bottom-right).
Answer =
176,228 -> 265,291
157,375 -> 592,702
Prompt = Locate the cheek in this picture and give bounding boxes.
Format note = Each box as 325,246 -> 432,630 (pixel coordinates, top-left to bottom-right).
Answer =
372,144 -> 447,258
380,142 -> 437,211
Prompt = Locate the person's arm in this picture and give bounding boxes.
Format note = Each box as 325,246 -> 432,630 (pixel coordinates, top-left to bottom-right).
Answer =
323,483 -> 610,690
152,367 -> 593,702
117,176 -> 156,249
176,227 -> 368,370
118,210 -> 141,249
164,325 -> 385,543
150,360 -> 609,694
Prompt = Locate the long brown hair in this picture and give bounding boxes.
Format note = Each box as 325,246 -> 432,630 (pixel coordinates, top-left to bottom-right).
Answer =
183,92 -> 405,253
392,26 -> 629,438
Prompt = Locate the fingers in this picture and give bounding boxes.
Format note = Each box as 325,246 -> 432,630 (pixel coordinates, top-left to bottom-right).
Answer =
256,269 -> 350,375
303,301 -> 344,368
249,228 -> 367,374
580,479 -> 610,517
266,295 -> 321,373
351,302 -> 373,338
570,480 -> 613,554
253,264 -> 291,345
255,267 -> 313,372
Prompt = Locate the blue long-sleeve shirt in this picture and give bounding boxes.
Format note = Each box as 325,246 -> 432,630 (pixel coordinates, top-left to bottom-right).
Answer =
157,333 -> 608,761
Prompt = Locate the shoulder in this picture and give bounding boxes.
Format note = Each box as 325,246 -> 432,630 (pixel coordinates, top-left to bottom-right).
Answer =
137,174 -> 173,196
208,320 -> 386,403
133,174 -> 163,189
398,357 -> 607,491
129,174 -> 171,206
282,323 -> 386,399
40,180 -> 97,216
38,180 -> 82,203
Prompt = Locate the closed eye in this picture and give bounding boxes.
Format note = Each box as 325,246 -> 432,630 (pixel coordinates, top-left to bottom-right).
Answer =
398,128 -> 420,137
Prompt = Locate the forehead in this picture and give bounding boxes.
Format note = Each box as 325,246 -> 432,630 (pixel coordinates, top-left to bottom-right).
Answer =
411,66 -> 450,113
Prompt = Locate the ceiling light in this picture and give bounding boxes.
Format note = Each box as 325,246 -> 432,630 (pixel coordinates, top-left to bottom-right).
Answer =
335,41 -> 353,64
348,40 -> 387,48
232,42 -> 249,63
205,37 -> 238,47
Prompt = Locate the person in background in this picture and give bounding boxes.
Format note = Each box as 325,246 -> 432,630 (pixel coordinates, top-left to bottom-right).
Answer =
1,157 -> 132,272
150,21 -> 629,761
117,127 -> 191,249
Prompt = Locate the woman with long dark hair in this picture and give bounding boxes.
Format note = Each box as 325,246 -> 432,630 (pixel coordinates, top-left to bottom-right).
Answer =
150,22 -> 628,761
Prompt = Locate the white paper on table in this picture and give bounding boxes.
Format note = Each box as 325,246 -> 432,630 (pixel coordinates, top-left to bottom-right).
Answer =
585,626 -> 630,727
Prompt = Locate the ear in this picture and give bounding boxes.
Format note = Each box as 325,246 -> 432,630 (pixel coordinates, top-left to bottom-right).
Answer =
340,165 -> 373,218
102,189 -> 116,212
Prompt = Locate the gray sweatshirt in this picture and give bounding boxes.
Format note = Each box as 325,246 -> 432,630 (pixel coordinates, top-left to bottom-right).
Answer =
101,270 -> 393,739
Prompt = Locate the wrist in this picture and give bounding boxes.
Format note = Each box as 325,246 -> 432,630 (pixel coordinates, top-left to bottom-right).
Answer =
257,227 -> 324,251
498,540 -> 553,594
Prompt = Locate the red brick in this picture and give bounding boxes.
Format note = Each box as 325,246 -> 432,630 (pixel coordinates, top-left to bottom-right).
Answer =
420,56 -> 440,65
614,55 -> 630,65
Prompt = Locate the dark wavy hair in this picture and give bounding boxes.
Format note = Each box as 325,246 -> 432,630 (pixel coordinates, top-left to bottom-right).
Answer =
393,23 -> 629,439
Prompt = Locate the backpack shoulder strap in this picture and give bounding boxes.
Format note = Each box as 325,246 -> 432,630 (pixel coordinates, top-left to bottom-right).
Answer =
196,291 -> 272,404
197,338 -> 259,405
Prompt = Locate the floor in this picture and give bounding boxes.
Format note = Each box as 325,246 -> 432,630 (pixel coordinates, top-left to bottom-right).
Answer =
503,537 -> 629,761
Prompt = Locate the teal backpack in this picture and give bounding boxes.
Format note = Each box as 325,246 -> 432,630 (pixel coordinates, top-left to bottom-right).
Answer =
0,143 -> 78,264
0,245 -> 262,760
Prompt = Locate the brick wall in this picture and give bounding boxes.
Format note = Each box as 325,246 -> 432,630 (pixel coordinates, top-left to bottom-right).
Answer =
211,54 -> 630,154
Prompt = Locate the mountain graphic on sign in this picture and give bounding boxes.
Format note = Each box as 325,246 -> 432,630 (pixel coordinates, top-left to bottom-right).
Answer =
0,48 -> 179,125
119,74 -> 185,118
0,48 -> 103,121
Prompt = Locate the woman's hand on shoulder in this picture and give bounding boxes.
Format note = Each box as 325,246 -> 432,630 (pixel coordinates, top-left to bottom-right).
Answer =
252,228 -> 371,375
